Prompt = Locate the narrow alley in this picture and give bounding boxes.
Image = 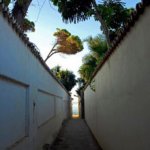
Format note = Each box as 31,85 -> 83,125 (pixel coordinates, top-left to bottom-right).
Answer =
1,1 -> 150,150
50,119 -> 102,150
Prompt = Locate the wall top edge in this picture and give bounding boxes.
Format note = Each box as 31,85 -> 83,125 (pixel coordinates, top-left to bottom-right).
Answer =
0,1 -> 70,96
83,0 -> 150,91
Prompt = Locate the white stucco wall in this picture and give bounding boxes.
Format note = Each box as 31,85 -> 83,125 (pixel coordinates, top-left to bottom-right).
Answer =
0,12 -> 70,150
84,7 -> 150,150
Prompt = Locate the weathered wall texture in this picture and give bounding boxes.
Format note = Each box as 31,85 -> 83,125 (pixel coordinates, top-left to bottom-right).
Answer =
0,12 -> 70,150
84,7 -> 150,150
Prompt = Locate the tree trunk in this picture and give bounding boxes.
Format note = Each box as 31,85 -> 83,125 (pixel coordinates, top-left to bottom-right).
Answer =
44,42 -> 58,62
92,0 -> 111,48
12,0 -> 32,25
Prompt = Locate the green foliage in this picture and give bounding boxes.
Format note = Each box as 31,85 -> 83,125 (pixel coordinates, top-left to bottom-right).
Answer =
45,28 -> 83,61
51,0 -> 133,43
4,0 -> 35,32
68,35 -> 83,51
51,65 -> 61,75
96,0 -> 134,41
51,66 -> 76,91
17,0 -> 24,6
3,0 -> 11,6
90,79 -> 96,92
54,28 -> 71,36
22,18 -> 35,32
79,35 -> 108,82
79,54 -> 97,82
84,35 -> 107,61
53,28 -> 83,54
51,0 -> 93,23
76,78 -> 86,96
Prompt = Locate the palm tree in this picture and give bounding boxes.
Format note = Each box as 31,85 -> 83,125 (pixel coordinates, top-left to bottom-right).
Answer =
84,35 -> 108,62
79,35 -> 108,82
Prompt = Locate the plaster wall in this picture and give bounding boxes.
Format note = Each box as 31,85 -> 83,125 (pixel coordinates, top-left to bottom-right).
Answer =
0,13 -> 70,150
84,7 -> 150,150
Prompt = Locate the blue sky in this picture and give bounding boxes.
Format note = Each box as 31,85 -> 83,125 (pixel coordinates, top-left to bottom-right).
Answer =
27,0 -> 140,79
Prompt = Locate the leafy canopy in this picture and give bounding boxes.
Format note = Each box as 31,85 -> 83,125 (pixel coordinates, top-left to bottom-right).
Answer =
79,35 -> 108,82
84,35 -> 107,61
45,28 -> 83,61
96,0 -> 133,40
54,28 -> 83,54
51,66 -> 76,91
51,0 -> 93,23
4,0 -> 35,32
79,54 -> 97,82
22,18 -> 35,32
51,0 -> 133,42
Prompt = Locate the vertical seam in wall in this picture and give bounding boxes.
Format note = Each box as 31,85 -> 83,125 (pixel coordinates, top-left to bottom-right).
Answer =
25,87 -> 30,137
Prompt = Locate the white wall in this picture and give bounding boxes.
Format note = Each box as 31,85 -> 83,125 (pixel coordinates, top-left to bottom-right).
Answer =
84,7 -> 150,150
0,12 -> 70,150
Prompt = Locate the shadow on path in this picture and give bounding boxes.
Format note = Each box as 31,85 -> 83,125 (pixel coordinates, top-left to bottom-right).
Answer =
50,119 -> 102,150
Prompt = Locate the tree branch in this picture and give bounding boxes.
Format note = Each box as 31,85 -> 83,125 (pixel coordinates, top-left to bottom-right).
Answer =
92,0 -> 111,48
49,51 -> 60,58
44,42 -> 58,62
45,51 -> 60,62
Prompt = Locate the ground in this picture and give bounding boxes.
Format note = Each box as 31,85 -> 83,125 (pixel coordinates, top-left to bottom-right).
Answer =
50,119 -> 102,150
